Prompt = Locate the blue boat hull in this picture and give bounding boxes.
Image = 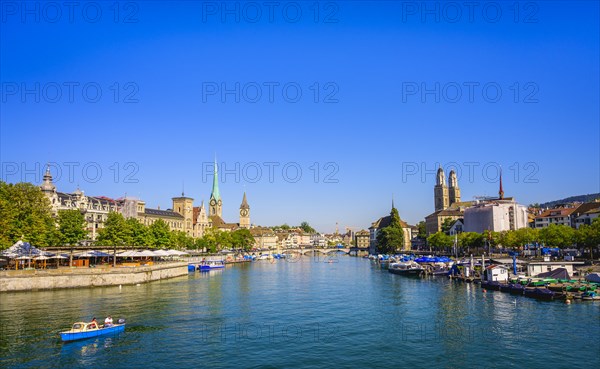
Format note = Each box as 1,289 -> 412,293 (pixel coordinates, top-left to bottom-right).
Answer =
60,324 -> 125,342
199,265 -> 225,271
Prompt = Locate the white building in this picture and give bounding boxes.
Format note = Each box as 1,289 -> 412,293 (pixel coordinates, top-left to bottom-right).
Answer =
484,265 -> 509,282
527,261 -> 585,277
464,199 -> 528,233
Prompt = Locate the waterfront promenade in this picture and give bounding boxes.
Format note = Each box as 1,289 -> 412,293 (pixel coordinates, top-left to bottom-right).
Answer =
0,262 -> 188,292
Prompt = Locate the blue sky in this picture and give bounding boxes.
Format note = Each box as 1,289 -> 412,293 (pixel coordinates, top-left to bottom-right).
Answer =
1,1 -> 599,232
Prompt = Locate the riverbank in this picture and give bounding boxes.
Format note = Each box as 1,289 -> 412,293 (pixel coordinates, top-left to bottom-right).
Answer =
0,262 -> 188,292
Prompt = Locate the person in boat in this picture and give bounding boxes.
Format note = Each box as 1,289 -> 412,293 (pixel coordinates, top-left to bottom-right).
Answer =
104,316 -> 113,327
89,317 -> 98,329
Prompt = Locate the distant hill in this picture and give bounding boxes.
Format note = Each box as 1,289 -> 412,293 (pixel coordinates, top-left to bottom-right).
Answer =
537,193 -> 600,208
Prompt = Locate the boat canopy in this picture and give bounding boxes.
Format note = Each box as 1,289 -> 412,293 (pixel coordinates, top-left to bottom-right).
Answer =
537,267 -> 570,280
585,273 -> 600,283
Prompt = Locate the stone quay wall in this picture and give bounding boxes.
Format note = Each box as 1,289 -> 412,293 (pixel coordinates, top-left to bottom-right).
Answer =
0,262 -> 189,292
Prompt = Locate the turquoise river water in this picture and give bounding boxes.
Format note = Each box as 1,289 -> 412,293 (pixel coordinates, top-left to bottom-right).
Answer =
1,255 -> 599,368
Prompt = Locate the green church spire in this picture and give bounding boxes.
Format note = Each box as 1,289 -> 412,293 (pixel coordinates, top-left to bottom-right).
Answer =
211,159 -> 220,201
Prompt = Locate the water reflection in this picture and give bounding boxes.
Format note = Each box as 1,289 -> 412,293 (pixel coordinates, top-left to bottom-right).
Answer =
1,257 -> 599,369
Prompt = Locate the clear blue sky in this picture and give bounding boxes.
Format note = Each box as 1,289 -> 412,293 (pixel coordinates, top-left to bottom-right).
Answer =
1,1 -> 599,233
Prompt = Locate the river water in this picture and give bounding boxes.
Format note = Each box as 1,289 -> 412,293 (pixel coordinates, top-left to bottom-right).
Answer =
1,255 -> 599,368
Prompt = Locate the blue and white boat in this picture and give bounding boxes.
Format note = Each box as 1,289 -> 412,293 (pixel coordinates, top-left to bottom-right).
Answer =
60,320 -> 125,342
198,260 -> 225,271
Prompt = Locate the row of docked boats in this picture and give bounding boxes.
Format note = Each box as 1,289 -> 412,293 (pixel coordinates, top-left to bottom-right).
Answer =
372,254 -> 455,277
480,277 -> 600,301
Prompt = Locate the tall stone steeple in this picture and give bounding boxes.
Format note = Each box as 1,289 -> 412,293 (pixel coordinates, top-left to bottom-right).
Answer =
434,166 -> 449,211
498,169 -> 504,200
209,159 -> 222,217
239,192 -> 250,229
448,169 -> 461,206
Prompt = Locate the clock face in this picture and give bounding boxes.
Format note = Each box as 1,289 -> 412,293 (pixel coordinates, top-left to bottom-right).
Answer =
240,209 -> 248,217
210,199 -> 217,206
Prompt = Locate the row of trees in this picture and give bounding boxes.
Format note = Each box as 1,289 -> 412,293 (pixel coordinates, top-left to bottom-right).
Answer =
426,220 -> 600,253
0,181 -> 255,252
271,221 -> 316,234
96,213 -> 256,252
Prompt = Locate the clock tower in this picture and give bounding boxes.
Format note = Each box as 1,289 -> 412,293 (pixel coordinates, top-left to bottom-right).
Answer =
239,192 -> 250,229
209,160 -> 222,218
172,192 -> 194,235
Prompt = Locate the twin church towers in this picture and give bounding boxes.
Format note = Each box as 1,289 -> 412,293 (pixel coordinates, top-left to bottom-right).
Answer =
434,166 -> 461,211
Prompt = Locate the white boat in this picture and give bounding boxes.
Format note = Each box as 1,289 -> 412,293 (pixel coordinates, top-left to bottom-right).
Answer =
388,261 -> 424,276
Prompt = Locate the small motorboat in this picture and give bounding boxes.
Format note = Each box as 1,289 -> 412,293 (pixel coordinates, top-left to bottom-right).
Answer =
198,260 -> 225,271
388,261 -> 423,276
581,291 -> 600,301
508,283 -> 525,295
60,319 -> 126,342
524,287 -> 555,301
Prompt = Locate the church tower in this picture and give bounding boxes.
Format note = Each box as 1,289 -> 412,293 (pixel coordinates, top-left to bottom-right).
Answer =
239,192 -> 250,229
209,160 -> 222,218
448,169 -> 461,206
434,166 -> 449,211
172,192 -> 194,235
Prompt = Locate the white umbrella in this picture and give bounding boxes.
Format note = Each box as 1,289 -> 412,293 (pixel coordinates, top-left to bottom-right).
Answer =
166,250 -> 189,256
139,250 -> 156,257
16,256 -> 32,260
117,250 -> 139,257
34,255 -> 51,260
152,250 -> 170,257
49,255 -> 67,259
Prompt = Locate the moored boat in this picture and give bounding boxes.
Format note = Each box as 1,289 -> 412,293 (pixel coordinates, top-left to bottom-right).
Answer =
524,287 -> 555,301
60,319 -> 125,342
581,291 -> 600,301
388,261 -> 423,277
199,260 -> 225,271
508,283 -> 525,295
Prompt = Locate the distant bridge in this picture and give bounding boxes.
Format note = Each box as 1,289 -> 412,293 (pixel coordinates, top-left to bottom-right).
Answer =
282,248 -> 350,255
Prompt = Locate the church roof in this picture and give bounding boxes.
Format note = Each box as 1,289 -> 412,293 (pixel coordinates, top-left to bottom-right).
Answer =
369,215 -> 409,230
240,192 -> 249,209
144,208 -> 184,218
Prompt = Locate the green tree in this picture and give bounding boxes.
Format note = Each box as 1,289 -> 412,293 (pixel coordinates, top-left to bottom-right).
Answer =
498,230 -> 519,249
457,232 -> 484,252
125,217 -> 150,246
416,221 -> 427,239
171,230 -> 194,250
514,227 -> 539,248
279,224 -> 291,230
299,221 -> 316,234
214,230 -> 232,251
231,228 -> 255,251
539,224 -> 575,248
0,181 -> 56,248
441,217 -> 454,234
576,218 -> 600,257
198,230 -> 218,253
97,212 -> 130,246
149,219 -> 172,248
428,231 -> 453,251
57,209 -> 87,245
376,207 -> 404,254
